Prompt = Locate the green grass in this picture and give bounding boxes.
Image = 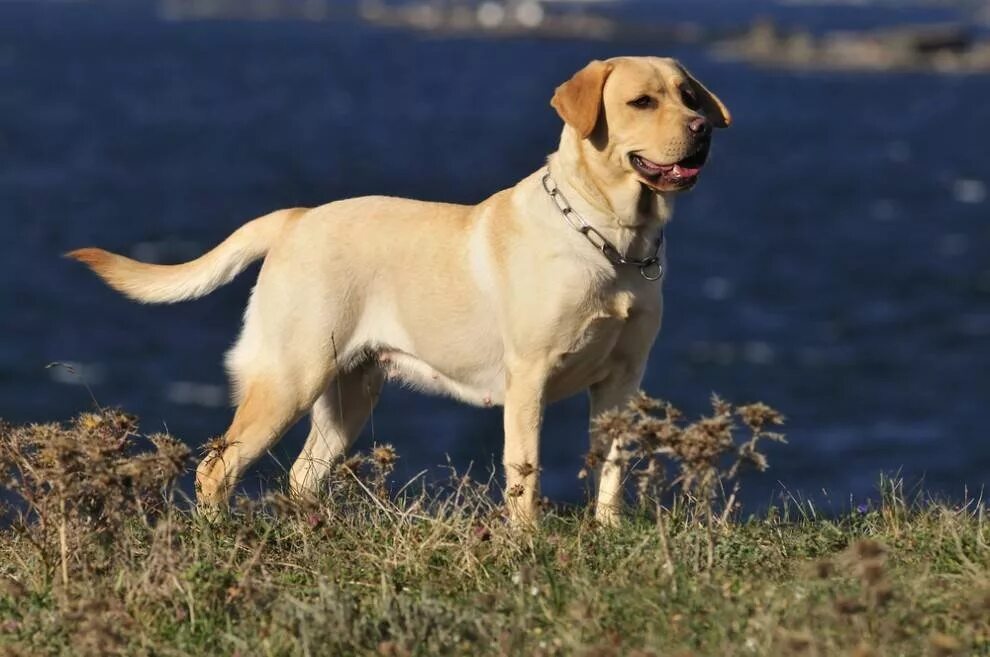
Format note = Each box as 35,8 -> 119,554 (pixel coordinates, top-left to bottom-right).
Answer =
0,411 -> 987,657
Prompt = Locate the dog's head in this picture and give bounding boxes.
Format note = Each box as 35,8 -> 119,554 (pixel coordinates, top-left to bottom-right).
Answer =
551,57 -> 730,193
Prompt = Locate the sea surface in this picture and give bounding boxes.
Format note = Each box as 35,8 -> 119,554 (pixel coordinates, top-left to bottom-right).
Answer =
2,1 -> 988,511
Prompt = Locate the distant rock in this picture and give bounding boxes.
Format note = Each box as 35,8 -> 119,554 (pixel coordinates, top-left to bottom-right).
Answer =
715,18 -> 990,74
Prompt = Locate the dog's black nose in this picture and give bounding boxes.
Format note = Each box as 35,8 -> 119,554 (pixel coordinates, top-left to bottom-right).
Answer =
688,117 -> 711,137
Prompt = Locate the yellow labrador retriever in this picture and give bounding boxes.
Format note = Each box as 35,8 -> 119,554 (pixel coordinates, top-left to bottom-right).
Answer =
69,57 -> 730,525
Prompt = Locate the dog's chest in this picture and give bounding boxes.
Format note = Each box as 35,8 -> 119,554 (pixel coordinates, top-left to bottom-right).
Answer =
546,289 -> 639,399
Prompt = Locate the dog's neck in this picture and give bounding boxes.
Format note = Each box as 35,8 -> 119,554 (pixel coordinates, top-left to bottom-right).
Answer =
546,128 -> 673,261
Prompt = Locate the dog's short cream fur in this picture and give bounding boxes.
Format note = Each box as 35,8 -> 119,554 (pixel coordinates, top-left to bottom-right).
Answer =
69,57 -> 730,525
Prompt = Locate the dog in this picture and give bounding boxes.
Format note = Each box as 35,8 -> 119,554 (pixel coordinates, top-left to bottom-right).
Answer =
69,57 -> 730,526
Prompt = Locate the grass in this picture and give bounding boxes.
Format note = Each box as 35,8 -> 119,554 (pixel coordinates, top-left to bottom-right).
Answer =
0,406 -> 987,656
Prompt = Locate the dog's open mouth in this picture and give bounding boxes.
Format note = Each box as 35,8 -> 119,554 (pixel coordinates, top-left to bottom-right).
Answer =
630,145 -> 710,190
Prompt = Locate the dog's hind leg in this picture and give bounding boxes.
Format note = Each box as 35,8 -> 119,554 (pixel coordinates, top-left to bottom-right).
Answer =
288,363 -> 385,497
195,366 -> 331,509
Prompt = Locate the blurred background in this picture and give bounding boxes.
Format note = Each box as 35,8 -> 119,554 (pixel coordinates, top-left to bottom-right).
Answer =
2,0 -> 989,511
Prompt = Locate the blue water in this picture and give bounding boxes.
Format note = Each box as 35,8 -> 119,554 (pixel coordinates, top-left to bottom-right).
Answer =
2,1 -> 988,510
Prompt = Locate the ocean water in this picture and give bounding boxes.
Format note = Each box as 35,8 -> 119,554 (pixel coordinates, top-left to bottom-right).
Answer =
2,1 -> 988,510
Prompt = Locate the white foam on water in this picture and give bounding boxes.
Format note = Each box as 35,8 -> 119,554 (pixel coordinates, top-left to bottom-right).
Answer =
743,341 -> 776,365
869,198 -> 898,221
952,179 -> 986,205
166,381 -> 227,408
48,361 -> 106,386
702,276 -> 733,301
938,233 -> 969,258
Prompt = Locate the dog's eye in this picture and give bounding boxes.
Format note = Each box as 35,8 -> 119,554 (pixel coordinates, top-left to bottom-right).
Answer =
680,85 -> 700,111
628,95 -> 654,110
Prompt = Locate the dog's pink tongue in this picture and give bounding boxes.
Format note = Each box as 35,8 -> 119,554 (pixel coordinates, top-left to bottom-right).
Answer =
672,164 -> 701,178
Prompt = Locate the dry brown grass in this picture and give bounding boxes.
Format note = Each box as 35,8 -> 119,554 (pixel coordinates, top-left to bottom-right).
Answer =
0,399 -> 987,656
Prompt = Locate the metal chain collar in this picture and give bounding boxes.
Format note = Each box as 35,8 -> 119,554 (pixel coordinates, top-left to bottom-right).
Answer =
541,170 -> 665,281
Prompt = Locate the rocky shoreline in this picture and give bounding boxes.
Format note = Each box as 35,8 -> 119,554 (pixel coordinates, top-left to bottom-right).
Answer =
715,18 -> 990,74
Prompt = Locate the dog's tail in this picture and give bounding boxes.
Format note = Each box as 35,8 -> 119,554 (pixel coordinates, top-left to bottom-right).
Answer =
67,208 -> 303,304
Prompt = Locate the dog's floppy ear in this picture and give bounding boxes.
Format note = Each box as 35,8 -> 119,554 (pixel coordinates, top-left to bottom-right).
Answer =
679,64 -> 731,128
550,60 -> 614,139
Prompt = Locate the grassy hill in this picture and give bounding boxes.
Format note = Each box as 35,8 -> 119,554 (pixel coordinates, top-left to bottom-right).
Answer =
0,408 -> 986,656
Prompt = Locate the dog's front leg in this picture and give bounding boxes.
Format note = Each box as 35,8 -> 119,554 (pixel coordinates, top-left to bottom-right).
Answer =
588,306 -> 661,526
588,370 -> 644,527
502,362 -> 548,527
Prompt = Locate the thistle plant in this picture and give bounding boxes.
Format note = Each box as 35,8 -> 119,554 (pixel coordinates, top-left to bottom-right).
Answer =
589,393 -> 786,567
